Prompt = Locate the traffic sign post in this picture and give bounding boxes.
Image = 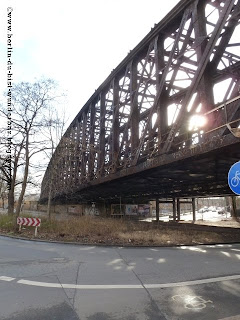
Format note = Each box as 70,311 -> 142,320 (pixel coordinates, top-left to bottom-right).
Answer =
228,162 -> 240,195
17,217 -> 41,236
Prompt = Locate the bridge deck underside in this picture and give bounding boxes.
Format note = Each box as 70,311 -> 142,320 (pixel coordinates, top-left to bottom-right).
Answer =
50,136 -> 240,204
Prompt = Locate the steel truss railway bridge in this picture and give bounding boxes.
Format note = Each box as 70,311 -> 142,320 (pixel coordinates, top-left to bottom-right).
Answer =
40,0 -> 240,209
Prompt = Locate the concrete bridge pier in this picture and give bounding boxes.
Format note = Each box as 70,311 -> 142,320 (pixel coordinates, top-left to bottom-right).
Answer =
177,198 -> 181,221
156,198 -> 159,222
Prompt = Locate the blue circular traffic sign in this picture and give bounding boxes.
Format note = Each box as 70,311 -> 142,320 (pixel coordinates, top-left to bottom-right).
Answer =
228,161 -> 240,195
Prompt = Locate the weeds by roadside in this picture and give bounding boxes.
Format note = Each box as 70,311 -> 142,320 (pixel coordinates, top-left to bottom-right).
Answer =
0,213 -> 239,246
0,215 -> 14,231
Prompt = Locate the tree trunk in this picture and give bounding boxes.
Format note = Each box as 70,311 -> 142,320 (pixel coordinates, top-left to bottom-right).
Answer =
7,188 -> 14,215
8,170 -> 16,215
7,146 -> 21,215
15,136 -> 29,217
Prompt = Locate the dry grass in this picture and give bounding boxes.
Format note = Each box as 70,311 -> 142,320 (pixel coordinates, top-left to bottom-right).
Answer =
0,214 -> 239,246
0,214 -> 15,231
116,229 -> 224,245
41,216 -> 129,235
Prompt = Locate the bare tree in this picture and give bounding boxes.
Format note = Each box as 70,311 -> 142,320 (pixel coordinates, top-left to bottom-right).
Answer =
40,107 -> 68,219
0,175 -> 8,209
0,134 -> 25,214
0,78 -> 66,216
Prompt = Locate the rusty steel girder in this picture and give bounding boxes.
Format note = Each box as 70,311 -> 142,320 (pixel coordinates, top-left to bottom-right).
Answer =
40,0 -> 240,204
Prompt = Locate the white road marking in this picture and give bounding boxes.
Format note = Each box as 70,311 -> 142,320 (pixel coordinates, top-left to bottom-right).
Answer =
13,274 -> 240,290
0,276 -> 15,282
17,280 -> 143,289
219,316 -> 240,320
145,275 -> 240,289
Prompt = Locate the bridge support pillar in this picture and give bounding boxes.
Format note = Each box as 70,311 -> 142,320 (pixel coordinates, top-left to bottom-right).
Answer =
192,198 -> 196,223
156,198 -> 159,222
231,196 -> 237,220
173,198 -> 176,222
177,198 -> 180,221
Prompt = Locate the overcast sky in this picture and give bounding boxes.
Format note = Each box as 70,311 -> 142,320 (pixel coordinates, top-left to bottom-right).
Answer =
0,0 -> 179,125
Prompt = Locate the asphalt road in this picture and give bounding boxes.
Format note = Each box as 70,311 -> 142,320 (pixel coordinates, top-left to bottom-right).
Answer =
0,236 -> 240,320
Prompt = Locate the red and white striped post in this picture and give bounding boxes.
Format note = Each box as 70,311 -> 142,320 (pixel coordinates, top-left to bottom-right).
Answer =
17,217 -> 41,236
